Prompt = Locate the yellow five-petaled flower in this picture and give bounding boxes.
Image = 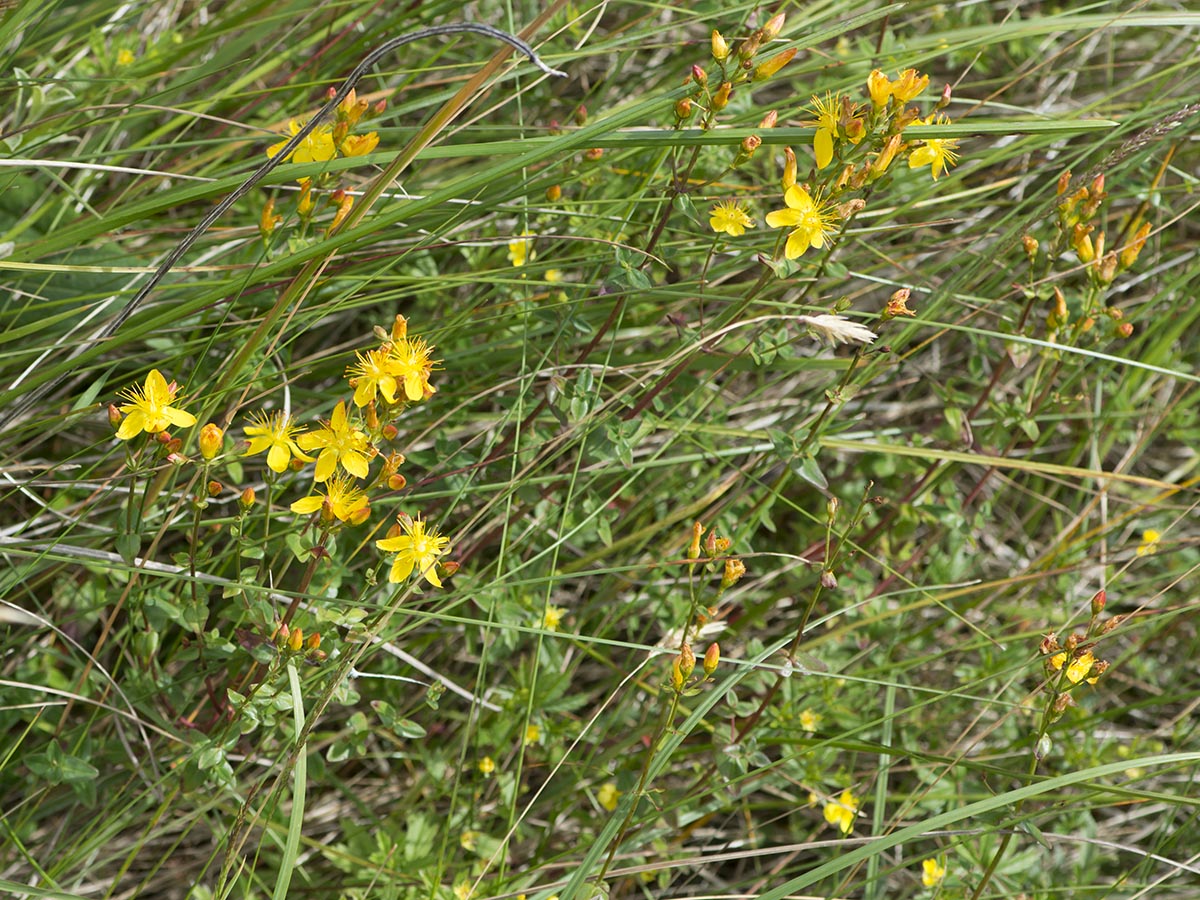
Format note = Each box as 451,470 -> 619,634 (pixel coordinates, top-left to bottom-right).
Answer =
908,115 -> 960,181
765,185 -> 839,259
823,788 -> 860,834
267,119 -> 337,165
115,369 -> 197,440
709,201 -> 755,237
243,410 -> 313,473
290,472 -> 370,524
297,401 -> 371,482
376,515 -> 450,587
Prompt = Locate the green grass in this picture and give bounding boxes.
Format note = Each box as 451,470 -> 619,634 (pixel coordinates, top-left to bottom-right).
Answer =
2,2 -> 1199,899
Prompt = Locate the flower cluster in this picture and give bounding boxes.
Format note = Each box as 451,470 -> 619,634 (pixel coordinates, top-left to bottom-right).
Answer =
1038,590 -> 1122,724
261,89 -> 385,241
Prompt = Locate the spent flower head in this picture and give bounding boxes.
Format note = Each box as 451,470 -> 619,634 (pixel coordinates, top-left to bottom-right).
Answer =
115,369 -> 197,440
798,314 -> 877,348
243,410 -> 314,473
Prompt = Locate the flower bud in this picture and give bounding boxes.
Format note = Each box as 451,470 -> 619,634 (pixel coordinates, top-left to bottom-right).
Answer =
820,569 -> 837,589
306,631 -> 322,650
288,626 -> 304,652
239,487 -> 256,510
1072,224 -> 1095,262
782,146 -> 798,190
733,133 -> 761,166
678,643 -> 696,680
1056,170 -> 1072,196
752,48 -> 796,82
439,560 -> 461,579
1090,590 -> 1106,618
584,147 -> 603,161
372,99 -> 387,118
871,134 -> 902,178
297,179 -> 314,218
207,480 -> 222,498
350,503 -> 371,526
688,521 -> 704,560
260,197 -> 282,239
1119,221 -> 1151,269
574,105 -> 588,126
108,403 -> 122,431
1095,251 -> 1118,285
382,423 -> 399,441
737,33 -> 762,62
1116,320 -> 1134,338
674,97 -> 694,120
1046,286 -> 1068,331
827,497 -> 839,520
388,472 -> 407,490
199,423 -> 223,460
761,12 -> 786,42
326,189 -> 353,235
546,184 -> 562,202
1022,234 -> 1039,261
690,64 -> 707,85
759,109 -> 778,129
671,657 -> 686,691
711,81 -> 732,111
703,642 -> 720,675
711,30 -> 729,61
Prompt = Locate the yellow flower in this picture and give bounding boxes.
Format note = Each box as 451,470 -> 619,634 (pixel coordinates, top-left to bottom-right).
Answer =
808,93 -> 840,169
524,724 -> 541,745
1135,528 -> 1161,557
296,401 -> 371,482
907,116 -> 960,180
709,201 -> 755,237
890,68 -> 930,103
597,782 -> 620,812
289,472 -> 370,523
921,857 -> 947,887
267,119 -> 337,164
340,131 -> 379,157
799,709 -> 821,732
243,410 -> 314,473
115,369 -> 197,440
460,830 -> 479,852
508,231 -> 535,268
478,756 -> 496,775
765,185 -> 839,259
541,606 -> 566,632
116,49 -> 135,67
453,882 -> 472,900
376,516 -> 450,587
347,348 -> 399,407
823,789 -> 859,834
385,337 -> 438,402
1050,649 -> 1099,685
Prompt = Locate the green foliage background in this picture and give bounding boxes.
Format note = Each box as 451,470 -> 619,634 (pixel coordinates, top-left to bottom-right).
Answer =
1,2 -> 1198,899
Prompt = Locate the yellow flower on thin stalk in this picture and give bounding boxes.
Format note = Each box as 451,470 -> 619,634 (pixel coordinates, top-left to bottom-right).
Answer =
508,231 -> 535,268
1135,528 -> 1161,557
289,472 -> 370,524
297,401 -> 371,482
267,119 -> 337,165
376,515 -> 450,587
115,369 -> 197,440
799,709 -> 821,732
347,348 -> 400,407
921,857 -> 948,887
386,337 -> 438,402
908,115 -> 960,180
709,201 -> 755,237
765,185 -> 839,259
541,606 -> 566,632
822,788 -> 859,834
243,410 -> 313,473
340,132 -> 379,158
596,782 -> 621,812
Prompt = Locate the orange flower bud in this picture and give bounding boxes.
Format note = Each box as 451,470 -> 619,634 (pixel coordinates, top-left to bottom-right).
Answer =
260,197 -> 282,239
712,81 -> 732,111
288,627 -> 304,652
584,147 -> 603,161
761,12 -> 786,42
1047,286 -> 1069,331
1090,590 -> 1106,617
388,473 -> 407,490
870,134 -> 902,177
678,643 -> 696,680
326,190 -> 353,234
108,403 -> 122,430
199,423 -> 223,460
207,480 -> 222,497
782,146 -> 798,190
674,97 -> 694,120
1056,170 -> 1072,196
546,184 -> 562,202
1022,233 -> 1039,261
297,179 -> 314,218
1119,221 -> 1151,269
239,487 -> 256,509
759,109 -> 778,129
306,631 -> 322,650
1116,320 -> 1134,338
703,642 -> 720,675
688,521 -> 704,560
350,503 -> 371,526
752,48 -> 796,81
